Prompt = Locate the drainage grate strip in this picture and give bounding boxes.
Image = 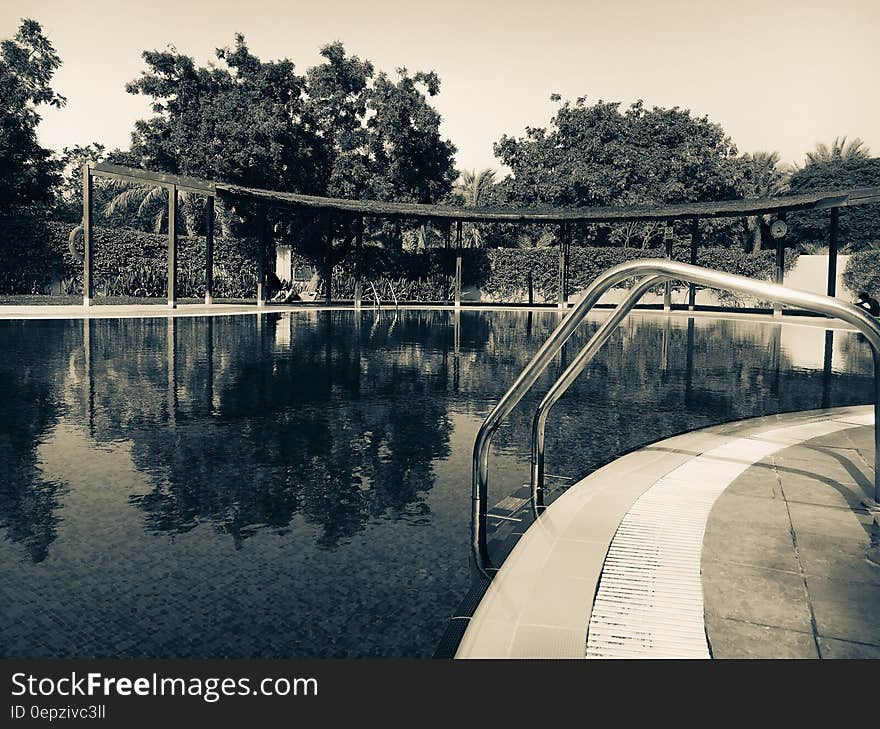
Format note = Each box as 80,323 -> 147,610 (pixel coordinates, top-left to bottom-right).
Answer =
585,417 -> 859,659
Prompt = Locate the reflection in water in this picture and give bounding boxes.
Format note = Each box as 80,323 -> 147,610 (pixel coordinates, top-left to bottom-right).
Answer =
0,311 -> 874,658
0,323 -> 68,563
823,330 -> 834,410
125,312 -> 453,550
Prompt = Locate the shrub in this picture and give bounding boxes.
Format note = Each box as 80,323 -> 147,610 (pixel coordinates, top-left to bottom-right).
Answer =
482,245 -> 797,301
843,249 -> 880,298
0,214 -> 258,297
787,158 -> 880,251
0,214 -> 798,302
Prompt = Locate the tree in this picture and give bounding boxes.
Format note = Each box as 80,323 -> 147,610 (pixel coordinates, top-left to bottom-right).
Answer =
103,180 -> 171,233
304,42 -> 374,199
739,151 -> 789,252
122,36 -> 457,258
0,19 -> 65,213
493,97 -> 744,247
452,168 -> 496,246
496,98 -> 742,208
124,38 -> 458,207
805,137 -> 870,165
124,34 -> 324,238
365,69 -> 457,206
788,155 -> 880,250
53,143 -> 107,222
454,168 -> 496,207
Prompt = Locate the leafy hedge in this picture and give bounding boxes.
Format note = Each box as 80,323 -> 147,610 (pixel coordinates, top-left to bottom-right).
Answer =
0,211 -> 68,295
0,214 -> 798,301
327,246 -> 489,301
0,214 -> 258,297
843,250 -> 880,298
482,245 -> 798,301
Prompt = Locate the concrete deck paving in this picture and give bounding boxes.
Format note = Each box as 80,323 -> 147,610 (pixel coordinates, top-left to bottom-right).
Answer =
702,424 -> 880,658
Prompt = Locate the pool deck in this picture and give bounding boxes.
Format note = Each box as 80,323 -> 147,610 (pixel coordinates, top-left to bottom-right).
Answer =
456,406 -> 880,659
0,302 -> 341,320
0,300 -> 868,333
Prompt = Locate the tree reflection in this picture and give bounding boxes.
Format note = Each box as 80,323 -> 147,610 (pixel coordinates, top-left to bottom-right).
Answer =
498,314 -> 876,489
0,321 -> 74,562
77,312 -> 454,548
1,309 -> 875,561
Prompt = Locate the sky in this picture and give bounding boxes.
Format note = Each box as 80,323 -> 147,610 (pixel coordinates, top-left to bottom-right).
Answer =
3,0 -> 879,174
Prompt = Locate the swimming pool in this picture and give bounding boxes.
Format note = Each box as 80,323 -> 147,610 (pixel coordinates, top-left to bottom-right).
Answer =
0,309 -> 874,658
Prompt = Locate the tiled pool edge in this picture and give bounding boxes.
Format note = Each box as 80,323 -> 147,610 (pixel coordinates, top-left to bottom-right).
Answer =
453,405 -> 874,659
0,301 -> 867,333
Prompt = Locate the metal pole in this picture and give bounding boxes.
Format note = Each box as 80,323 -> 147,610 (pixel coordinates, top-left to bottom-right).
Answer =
874,350 -> 880,505
663,222 -> 673,311
688,218 -> 699,310
256,209 -> 267,307
455,220 -> 462,309
82,164 -> 93,307
444,222 -> 451,305
167,184 -> 177,309
354,216 -> 363,310
827,207 -> 839,298
204,196 -> 214,305
325,215 -> 334,306
532,274 -> 666,513
558,224 -> 567,309
773,217 -> 786,317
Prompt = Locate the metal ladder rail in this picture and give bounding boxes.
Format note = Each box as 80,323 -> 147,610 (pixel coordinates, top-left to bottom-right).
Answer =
530,275 -> 666,516
471,258 -> 880,578
386,278 -> 399,309
368,280 -> 381,310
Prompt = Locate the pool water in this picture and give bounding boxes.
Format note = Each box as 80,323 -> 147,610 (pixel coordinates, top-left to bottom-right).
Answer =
0,310 -> 874,658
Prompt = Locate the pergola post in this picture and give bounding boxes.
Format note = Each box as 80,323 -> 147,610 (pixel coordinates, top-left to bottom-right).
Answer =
167,184 -> 178,309
325,215 -> 334,305
558,224 -> 568,309
354,215 -> 364,310
688,217 -> 699,310
443,223 -> 451,305
454,220 -> 462,308
827,207 -> 840,297
82,164 -> 93,307
204,196 -> 214,305
663,221 -> 673,311
256,208 -> 267,307
773,214 -> 787,317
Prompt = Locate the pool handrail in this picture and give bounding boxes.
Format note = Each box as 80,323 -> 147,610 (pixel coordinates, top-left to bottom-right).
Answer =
530,274 -> 667,516
369,280 -> 381,310
472,258 -> 880,578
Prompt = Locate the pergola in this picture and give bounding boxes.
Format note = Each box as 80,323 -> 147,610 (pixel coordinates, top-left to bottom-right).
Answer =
81,162 -> 880,310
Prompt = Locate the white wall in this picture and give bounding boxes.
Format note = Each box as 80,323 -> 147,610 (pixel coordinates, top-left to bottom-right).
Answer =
783,254 -> 853,301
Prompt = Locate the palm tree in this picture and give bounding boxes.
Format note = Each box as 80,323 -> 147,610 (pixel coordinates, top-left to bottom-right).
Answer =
805,137 -> 871,165
103,181 -> 169,232
741,151 -> 789,252
103,181 -> 221,236
454,168 -> 496,246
